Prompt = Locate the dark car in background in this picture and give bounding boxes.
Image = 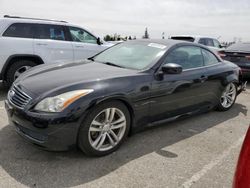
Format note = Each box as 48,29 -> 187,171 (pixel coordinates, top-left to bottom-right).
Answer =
5,40 -> 246,156
219,43 -> 250,78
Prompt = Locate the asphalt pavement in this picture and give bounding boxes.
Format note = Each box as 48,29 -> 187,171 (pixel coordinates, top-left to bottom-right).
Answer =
0,82 -> 249,188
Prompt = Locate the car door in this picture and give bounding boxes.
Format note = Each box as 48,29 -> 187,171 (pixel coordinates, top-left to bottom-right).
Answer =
150,45 -> 210,122
201,48 -> 225,105
33,24 -> 74,64
67,26 -> 106,61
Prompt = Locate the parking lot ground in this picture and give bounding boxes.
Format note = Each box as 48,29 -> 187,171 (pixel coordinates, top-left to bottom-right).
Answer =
0,82 -> 249,188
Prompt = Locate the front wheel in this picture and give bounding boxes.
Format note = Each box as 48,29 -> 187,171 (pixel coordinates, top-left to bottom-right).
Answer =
78,101 -> 131,157
5,60 -> 37,87
216,82 -> 237,111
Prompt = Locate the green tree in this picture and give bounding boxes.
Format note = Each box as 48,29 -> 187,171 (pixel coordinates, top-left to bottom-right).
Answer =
104,35 -> 112,41
142,28 -> 149,39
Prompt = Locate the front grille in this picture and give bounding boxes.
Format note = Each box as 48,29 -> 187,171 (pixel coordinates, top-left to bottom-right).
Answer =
8,84 -> 32,109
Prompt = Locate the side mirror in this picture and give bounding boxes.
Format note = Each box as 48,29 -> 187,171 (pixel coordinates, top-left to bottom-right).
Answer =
162,63 -> 182,74
97,37 -> 103,45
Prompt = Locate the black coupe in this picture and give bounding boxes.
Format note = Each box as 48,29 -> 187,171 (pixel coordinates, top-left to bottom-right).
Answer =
5,40 -> 246,156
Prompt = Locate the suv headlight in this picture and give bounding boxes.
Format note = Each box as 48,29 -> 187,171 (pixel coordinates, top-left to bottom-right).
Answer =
34,89 -> 93,112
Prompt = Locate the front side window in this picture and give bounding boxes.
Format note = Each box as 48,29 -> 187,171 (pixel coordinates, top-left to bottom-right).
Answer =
34,24 -> 65,41
213,39 -> 221,48
202,49 -> 219,66
94,43 -> 166,70
3,23 -> 33,38
164,46 -> 204,70
69,27 -> 97,44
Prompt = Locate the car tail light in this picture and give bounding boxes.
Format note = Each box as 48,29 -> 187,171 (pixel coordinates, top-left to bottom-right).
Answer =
233,126 -> 250,188
245,55 -> 250,60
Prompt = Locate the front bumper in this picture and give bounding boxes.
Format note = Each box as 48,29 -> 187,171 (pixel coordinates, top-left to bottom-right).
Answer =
5,99 -> 83,151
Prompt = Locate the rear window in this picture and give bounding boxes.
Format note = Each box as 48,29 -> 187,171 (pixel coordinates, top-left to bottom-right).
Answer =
170,36 -> 195,42
33,24 -> 66,41
226,43 -> 250,52
3,23 -> 33,38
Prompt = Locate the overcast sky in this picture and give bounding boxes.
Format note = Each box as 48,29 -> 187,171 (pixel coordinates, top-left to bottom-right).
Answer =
0,0 -> 250,42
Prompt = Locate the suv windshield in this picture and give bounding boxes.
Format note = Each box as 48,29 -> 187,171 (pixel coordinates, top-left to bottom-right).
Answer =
94,43 -> 166,70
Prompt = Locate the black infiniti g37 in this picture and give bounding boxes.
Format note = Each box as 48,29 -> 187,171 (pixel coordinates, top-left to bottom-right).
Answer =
5,40 -> 246,156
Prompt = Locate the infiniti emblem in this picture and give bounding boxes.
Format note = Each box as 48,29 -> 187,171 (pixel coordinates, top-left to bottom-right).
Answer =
9,90 -> 15,97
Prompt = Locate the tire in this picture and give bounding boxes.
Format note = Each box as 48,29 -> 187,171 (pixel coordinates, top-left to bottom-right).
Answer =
5,60 -> 37,87
78,101 -> 131,157
216,82 -> 237,111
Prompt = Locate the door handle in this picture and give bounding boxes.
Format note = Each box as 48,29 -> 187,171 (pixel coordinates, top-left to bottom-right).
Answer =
75,45 -> 84,48
36,43 -> 48,46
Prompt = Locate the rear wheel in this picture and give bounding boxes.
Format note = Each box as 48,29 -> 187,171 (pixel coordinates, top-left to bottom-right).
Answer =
78,101 -> 131,157
5,60 -> 37,87
216,82 -> 237,111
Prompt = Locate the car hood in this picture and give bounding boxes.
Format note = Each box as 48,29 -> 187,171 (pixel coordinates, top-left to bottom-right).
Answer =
15,61 -> 137,95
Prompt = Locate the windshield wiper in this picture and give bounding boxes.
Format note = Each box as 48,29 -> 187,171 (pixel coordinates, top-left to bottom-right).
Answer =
103,62 -> 125,68
87,57 -> 95,61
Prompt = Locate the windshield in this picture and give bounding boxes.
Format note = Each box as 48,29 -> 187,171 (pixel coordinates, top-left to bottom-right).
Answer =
94,43 -> 166,70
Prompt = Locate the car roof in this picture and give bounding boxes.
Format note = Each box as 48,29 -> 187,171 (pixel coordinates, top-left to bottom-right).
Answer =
126,39 -> 204,48
1,17 -> 67,26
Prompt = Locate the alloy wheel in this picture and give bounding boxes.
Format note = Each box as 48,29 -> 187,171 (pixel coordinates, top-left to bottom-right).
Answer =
220,83 -> 237,108
14,66 -> 31,80
88,108 -> 127,151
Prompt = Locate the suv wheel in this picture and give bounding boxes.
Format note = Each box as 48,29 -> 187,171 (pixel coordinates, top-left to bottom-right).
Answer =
6,60 -> 37,87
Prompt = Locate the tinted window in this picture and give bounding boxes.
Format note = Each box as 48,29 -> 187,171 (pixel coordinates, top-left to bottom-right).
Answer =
206,38 -> 214,47
34,24 -> 65,41
198,38 -> 206,45
213,39 -> 221,48
3,23 -> 33,38
69,27 -> 97,44
202,49 -> 219,66
164,46 -> 203,70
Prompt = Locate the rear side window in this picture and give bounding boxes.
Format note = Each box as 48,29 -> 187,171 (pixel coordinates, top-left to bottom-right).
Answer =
198,38 -> 206,45
206,39 -> 214,47
164,46 -> 204,70
3,23 -> 33,38
202,49 -> 219,66
34,24 -> 66,41
199,38 -> 215,47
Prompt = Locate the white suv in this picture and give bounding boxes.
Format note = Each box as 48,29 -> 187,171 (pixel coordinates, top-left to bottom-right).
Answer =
170,35 -> 224,52
0,15 -> 113,86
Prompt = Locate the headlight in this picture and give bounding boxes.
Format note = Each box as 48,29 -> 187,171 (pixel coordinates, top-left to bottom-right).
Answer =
34,89 -> 93,112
